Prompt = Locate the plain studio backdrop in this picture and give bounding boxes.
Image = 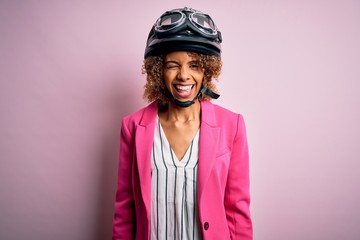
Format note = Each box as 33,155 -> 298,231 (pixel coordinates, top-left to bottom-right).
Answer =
0,1 -> 359,239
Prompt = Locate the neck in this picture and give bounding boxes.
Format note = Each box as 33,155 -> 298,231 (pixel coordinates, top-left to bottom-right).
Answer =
163,100 -> 201,123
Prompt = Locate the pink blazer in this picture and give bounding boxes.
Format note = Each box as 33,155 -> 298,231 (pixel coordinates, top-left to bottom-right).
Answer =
112,101 -> 252,240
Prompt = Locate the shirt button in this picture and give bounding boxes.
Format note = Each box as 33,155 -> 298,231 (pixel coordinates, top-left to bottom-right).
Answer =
204,222 -> 209,230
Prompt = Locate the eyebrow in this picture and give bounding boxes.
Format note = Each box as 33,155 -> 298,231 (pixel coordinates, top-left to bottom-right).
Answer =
164,60 -> 180,65
164,60 -> 198,64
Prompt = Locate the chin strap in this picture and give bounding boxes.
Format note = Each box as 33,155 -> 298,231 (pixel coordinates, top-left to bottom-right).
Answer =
198,87 -> 220,100
170,87 -> 220,108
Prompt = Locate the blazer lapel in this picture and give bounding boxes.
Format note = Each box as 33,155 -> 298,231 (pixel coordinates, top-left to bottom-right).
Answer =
135,102 -> 158,216
198,101 -> 220,203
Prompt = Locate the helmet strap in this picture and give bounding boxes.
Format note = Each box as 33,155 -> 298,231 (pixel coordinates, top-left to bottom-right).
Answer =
169,86 -> 220,108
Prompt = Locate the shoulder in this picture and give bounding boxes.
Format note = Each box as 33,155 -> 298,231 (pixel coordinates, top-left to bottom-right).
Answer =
202,101 -> 244,124
201,101 -> 247,140
212,103 -> 240,117
121,102 -> 158,129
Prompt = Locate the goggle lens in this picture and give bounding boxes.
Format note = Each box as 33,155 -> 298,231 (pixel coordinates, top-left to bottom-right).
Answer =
159,12 -> 182,26
154,9 -> 219,39
191,13 -> 215,30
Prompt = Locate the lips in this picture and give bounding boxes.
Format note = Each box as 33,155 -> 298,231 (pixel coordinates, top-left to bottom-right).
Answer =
173,84 -> 195,98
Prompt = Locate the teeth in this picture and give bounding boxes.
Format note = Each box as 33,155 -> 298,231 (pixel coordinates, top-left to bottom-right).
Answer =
175,85 -> 193,91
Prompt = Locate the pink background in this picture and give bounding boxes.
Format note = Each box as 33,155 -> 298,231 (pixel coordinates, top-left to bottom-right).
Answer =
1,1 -> 359,239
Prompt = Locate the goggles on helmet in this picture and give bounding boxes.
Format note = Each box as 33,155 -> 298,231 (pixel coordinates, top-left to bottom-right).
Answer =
154,7 -> 221,42
144,7 -> 222,58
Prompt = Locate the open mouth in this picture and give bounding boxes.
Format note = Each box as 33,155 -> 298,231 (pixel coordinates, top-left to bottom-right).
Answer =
173,84 -> 195,98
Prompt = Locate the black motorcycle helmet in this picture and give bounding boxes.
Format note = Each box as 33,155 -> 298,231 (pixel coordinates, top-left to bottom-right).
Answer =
144,7 -> 222,58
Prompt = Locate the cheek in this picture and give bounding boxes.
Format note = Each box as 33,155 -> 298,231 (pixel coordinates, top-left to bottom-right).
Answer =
163,72 -> 171,85
195,73 -> 204,85
197,70 -> 205,79
163,73 -> 175,91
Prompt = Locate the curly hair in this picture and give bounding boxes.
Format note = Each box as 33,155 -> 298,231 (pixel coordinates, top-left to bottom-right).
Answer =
142,52 -> 222,105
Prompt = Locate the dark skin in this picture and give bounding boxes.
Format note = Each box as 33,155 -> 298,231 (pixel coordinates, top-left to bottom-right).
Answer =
158,51 -> 204,160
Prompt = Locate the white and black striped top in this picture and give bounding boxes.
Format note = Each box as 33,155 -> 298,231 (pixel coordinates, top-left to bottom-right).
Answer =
150,117 -> 201,240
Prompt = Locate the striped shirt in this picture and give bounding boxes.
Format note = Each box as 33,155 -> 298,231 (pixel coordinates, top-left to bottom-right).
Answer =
150,117 -> 201,240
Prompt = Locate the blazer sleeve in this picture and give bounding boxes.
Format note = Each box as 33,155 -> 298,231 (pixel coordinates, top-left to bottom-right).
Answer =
224,114 -> 253,239
112,118 -> 136,239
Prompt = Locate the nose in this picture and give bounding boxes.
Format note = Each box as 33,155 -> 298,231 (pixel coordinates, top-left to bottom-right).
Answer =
177,66 -> 190,81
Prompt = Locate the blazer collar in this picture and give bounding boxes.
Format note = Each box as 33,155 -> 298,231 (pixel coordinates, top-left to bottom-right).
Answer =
139,101 -> 158,127
199,100 -> 217,127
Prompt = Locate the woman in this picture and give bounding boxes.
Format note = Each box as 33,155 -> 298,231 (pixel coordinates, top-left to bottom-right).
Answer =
112,7 -> 253,240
